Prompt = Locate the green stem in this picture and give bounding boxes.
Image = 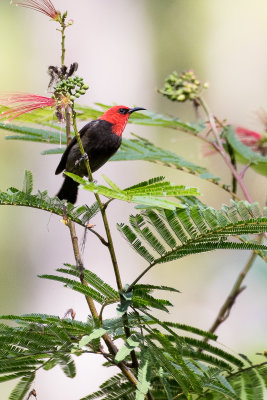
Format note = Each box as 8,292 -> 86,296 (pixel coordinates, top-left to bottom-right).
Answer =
59,14 -> 67,66
127,261 -> 156,292
61,25 -> 66,66
71,108 -> 148,391
225,141 -> 237,195
71,109 -> 123,292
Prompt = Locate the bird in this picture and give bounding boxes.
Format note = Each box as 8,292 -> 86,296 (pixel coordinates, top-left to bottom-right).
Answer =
55,105 -> 145,203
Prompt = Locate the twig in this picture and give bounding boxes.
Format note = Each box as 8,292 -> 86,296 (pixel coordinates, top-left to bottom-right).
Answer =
227,360 -> 267,379
207,250 -> 257,336
60,24 -> 66,66
87,226 -> 109,246
59,13 -> 67,66
65,107 -> 98,318
127,262 -> 156,292
199,97 -> 253,203
240,163 -> 251,179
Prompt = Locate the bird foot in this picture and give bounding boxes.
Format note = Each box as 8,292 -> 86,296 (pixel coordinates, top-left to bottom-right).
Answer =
75,153 -> 89,166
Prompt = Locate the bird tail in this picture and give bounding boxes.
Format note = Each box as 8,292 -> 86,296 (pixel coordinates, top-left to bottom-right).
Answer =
56,176 -> 79,204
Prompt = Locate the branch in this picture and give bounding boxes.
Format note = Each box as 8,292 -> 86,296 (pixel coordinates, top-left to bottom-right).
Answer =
207,250 -> 257,336
65,107 -> 98,318
199,97 -> 253,203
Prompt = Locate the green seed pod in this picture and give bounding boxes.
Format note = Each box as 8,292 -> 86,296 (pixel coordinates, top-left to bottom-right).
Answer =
177,94 -> 186,101
75,93 -> 81,98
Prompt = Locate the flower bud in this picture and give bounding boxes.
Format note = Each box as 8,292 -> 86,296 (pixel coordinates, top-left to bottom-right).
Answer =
177,94 -> 186,101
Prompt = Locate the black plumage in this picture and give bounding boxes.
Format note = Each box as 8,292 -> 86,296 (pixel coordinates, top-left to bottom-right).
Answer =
55,119 -> 121,203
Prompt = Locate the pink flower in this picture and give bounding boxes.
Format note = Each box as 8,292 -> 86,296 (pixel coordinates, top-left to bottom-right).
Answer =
235,127 -> 262,152
203,125 -> 266,157
0,92 -> 56,122
11,0 -> 59,20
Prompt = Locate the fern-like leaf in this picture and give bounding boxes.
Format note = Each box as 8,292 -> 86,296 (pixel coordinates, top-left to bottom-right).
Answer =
65,173 -> 200,210
8,373 -> 35,400
0,172 -> 100,226
118,201 -> 267,276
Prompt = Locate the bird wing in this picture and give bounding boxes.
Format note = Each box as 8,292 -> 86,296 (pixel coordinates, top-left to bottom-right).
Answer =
55,120 -> 95,175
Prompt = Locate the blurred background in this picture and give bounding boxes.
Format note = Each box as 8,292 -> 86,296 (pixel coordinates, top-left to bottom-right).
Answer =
0,0 -> 266,398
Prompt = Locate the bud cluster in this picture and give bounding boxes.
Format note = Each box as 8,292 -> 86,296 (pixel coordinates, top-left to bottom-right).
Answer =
57,10 -> 74,26
53,76 -> 89,103
160,70 -> 209,103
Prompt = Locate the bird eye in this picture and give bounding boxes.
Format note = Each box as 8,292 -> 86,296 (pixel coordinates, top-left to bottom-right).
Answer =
118,108 -> 128,115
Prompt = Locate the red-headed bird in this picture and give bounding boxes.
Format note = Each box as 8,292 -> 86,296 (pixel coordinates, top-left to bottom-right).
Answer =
55,105 -> 145,203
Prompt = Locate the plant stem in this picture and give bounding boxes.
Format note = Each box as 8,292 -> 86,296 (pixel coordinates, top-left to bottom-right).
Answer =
207,250 -> 257,336
225,141 -> 237,195
127,262 -> 156,292
61,26 -> 66,65
60,16 -> 67,66
65,106 -> 99,318
69,110 -> 154,396
199,97 -> 253,203
71,110 -> 123,292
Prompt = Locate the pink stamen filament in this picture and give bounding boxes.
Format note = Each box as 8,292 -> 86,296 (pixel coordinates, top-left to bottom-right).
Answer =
11,0 -> 58,19
0,93 -> 56,121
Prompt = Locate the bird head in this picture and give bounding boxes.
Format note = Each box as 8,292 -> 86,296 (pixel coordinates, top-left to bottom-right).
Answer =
98,105 -> 145,136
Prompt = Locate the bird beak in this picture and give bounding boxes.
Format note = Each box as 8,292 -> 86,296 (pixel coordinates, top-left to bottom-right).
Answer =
128,107 -> 146,114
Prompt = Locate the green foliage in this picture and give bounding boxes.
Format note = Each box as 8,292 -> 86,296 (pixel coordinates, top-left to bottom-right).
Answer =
22,170 -> 33,195
0,90 -> 266,400
0,171 -> 100,228
118,201 -> 267,269
114,335 -> 140,363
0,121 -> 64,144
207,363 -> 267,400
0,314 -> 89,395
112,134 -> 223,188
0,268 -> 265,400
83,361 -> 267,400
8,373 -> 35,400
66,174 -> 200,210
136,347 -> 151,400
40,264 -> 119,305
79,329 -> 107,348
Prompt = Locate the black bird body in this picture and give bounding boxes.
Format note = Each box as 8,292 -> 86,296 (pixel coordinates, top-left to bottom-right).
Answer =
55,105 -> 145,204
55,120 -> 121,203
